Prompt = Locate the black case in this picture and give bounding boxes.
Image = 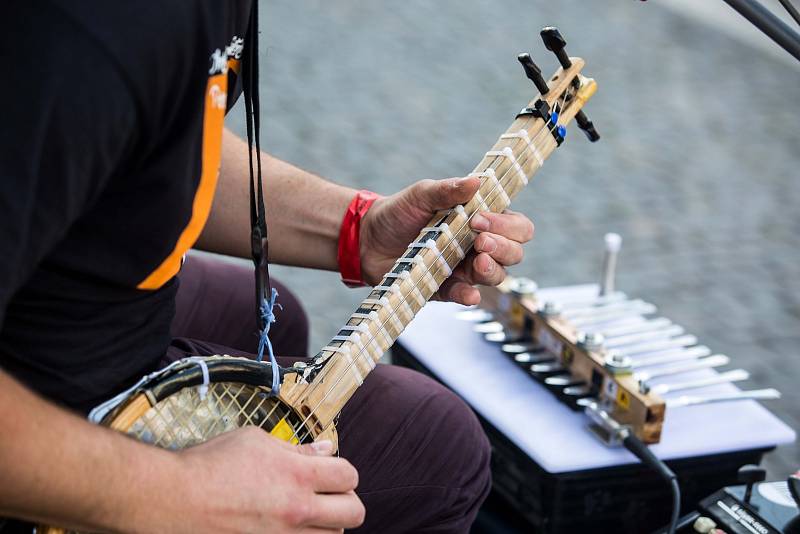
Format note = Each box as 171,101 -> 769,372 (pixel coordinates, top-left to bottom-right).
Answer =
393,342 -> 769,534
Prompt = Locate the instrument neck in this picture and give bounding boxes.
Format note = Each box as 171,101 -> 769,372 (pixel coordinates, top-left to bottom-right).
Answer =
292,61 -> 593,428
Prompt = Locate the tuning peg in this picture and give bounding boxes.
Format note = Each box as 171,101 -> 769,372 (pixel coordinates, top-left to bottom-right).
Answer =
540,27 -> 572,69
517,53 -> 550,95
575,110 -> 600,142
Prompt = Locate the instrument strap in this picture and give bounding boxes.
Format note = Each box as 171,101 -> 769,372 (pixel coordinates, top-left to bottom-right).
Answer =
242,3 -> 281,394
242,0 -> 271,331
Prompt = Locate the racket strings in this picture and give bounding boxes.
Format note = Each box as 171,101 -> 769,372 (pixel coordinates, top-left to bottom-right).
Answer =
127,383 -> 306,449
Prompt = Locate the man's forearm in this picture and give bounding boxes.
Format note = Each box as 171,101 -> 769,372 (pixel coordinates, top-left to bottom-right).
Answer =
197,128 -> 357,269
0,370 -> 186,531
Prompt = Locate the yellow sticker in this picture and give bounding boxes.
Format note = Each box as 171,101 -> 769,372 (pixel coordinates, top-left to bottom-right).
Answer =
616,389 -> 631,410
561,346 -> 574,366
270,416 -> 300,444
511,301 -> 524,327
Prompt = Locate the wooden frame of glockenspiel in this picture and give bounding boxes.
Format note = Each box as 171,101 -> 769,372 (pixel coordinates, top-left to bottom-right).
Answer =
479,279 -> 666,444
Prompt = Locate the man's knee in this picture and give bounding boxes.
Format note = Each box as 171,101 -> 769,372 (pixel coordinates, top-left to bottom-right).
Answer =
419,374 -> 492,514
338,365 -> 491,532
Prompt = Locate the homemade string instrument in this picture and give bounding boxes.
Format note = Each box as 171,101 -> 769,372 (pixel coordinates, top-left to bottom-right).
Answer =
41,26 -> 599,533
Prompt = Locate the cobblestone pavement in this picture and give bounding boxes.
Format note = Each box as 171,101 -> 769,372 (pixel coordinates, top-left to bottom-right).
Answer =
226,1 -> 800,478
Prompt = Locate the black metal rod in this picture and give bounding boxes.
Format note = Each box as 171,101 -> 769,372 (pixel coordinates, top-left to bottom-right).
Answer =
777,0 -> 800,27
721,0 -> 800,61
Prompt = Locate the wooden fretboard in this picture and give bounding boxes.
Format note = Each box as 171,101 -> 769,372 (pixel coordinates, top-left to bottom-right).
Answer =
285,58 -> 596,429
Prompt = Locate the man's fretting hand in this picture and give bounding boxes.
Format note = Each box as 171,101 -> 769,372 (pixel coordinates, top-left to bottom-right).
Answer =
360,177 -> 535,305
173,427 -> 364,533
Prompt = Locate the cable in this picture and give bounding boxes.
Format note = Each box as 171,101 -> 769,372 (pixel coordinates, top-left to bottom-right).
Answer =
777,0 -> 800,27
583,401 -> 681,532
668,477 -> 681,534
621,430 -> 681,534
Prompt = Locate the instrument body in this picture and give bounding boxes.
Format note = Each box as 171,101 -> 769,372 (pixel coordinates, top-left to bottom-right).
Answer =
91,356 -> 334,448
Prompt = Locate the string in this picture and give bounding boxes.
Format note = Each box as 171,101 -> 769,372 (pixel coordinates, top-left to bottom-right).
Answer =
291,90 -> 574,443
292,91 -> 572,443
256,287 -> 283,395
195,358 -> 210,400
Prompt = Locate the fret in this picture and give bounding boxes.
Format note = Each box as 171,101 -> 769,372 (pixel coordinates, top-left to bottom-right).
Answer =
352,310 -> 403,337
501,146 -> 530,185
378,274 -> 415,320
501,130 -> 543,168
362,296 -> 392,315
373,285 -> 406,335
469,167 -> 511,206
342,322 -> 392,349
471,190 -> 491,212
320,344 -> 366,385
332,330 -> 382,360
421,224 -> 465,260
394,258 -> 435,292
408,240 -> 453,277
351,309 -> 379,322
472,186 -> 506,214
421,269 -> 439,295
375,282 -> 401,297
379,281 -> 425,309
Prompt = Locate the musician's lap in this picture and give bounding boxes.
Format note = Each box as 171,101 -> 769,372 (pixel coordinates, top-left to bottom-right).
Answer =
171,252 -> 492,533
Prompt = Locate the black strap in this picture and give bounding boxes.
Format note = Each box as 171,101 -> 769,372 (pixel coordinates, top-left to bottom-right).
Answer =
242,0 -> 271,331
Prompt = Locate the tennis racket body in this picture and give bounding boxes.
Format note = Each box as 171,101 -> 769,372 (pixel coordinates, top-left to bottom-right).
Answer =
38,355 -> 333,534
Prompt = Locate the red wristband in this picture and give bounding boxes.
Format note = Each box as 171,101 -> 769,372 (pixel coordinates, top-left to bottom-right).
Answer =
338,190 -> 381,287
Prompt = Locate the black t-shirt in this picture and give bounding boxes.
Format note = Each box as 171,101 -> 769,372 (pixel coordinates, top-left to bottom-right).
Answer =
0,1 -> 251,412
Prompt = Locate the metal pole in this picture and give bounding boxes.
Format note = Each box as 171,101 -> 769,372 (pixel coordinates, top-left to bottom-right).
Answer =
721,0 -> 800,61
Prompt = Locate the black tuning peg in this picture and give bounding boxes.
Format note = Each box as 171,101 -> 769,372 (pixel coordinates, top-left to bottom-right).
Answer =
540,27 -> 572,69
517,53 -> 550,95
737,464 -> 766,505
789,472 -> 800,507
575,110 -> 600,142
785,473 -> 800,534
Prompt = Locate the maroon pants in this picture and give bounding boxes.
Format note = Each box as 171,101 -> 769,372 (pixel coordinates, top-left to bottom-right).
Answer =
169,253 -> 491,533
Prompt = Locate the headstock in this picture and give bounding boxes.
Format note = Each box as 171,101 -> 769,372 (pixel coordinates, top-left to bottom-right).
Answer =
516,27 -> 600,144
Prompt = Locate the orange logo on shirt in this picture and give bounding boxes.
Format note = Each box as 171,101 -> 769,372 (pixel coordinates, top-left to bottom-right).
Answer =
137,36 -> 243,290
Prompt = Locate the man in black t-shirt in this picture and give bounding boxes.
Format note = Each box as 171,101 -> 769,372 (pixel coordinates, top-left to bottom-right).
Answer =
0,2 -> 535,532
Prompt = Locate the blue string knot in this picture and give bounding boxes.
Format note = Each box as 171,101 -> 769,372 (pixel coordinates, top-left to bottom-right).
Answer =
256,287 -> 282,395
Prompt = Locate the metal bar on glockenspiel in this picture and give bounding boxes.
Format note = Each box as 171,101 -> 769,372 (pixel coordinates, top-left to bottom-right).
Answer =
636,354 -> 730,382
502,342 -> 542,354
666,388 -> 781,408
553,292 -> 628,309
473,321 -> 504,334
630,345 -> 712,367
563,299 -> 655,319
651,369 -> 750,395
455,309 -> 494,322
485,331 -> 528,343
582,317 -> 673,337
604,325 -> 686,348
570,304 -> 658,327
616,335 -> 699,357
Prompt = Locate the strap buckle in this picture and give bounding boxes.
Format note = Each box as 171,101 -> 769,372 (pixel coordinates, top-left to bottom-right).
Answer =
251,225 -> 270,329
